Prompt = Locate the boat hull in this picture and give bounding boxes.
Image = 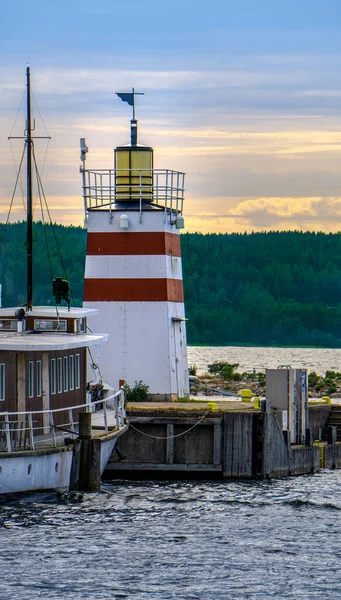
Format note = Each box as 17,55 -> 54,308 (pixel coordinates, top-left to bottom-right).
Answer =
0,447 -> 73,494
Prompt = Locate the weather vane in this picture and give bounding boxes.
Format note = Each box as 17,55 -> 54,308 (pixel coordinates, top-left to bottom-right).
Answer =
116,87 -> 144,120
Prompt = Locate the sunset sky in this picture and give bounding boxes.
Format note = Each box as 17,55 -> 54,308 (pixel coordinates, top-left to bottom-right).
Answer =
1,0 -> 341,233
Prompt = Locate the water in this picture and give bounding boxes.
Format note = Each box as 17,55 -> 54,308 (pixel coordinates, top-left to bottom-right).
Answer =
1,472 -> 341,599
188,346 -> 341,375
2,346 -> 341,599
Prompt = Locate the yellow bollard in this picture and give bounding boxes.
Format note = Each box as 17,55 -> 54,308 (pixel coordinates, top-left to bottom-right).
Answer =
207,402 -> 218,412
238,389 -> 253,402
253,397 -> 261,409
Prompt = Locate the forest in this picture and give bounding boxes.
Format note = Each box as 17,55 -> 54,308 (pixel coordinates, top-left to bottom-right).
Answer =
1,222 -> 341,348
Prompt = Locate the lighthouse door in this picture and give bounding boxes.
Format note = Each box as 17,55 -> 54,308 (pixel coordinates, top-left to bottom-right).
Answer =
173,320 -> 185,398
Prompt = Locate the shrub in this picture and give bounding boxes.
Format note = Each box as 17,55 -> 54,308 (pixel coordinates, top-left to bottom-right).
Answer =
325,379 -> 337,394
189,364 -> 197,376
257,372 -> 265,385
232,372 -> 242,381
125,380 -> 149,402
222,363 -> 239,380
308,371 -> 320,387
208,361 -> 239,375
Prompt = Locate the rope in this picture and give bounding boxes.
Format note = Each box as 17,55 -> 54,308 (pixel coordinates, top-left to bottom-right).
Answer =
87,346 -> 104,382
0,144 -> 26,254
127,411 -> 210,440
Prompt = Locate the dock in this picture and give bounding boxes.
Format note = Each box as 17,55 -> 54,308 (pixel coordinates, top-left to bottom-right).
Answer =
104,401 -> 339,479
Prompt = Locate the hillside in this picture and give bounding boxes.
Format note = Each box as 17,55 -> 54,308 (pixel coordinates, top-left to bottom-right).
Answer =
1,223 -> 341,347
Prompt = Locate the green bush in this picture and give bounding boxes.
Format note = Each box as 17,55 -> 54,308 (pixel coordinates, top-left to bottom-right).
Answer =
325,370 -> 337,380
126,380 -> 149,402
325,379 -> 337,394
257,372 -> 265,385
308,371 -> 320,387
232,372 -> 242,381
222,363 -> 240,380
208,361 -> 239,375
189,364 -> 197,376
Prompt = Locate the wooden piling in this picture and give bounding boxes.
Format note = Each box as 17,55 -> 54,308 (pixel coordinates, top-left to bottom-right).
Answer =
71,412 -> 101,492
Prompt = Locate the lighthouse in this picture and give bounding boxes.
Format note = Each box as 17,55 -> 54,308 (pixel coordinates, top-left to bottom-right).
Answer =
81,90 -> 189,400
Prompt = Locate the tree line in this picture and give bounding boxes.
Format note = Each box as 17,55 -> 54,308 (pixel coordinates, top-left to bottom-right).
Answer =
1,223 -> 341,347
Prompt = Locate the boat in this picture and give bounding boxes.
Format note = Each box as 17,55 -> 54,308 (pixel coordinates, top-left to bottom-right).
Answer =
0,67 -> 128,495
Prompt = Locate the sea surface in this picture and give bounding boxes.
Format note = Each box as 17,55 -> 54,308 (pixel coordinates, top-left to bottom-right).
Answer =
188,345 -> 341,375
1,472 -> 341,599
2,346 -> 341,600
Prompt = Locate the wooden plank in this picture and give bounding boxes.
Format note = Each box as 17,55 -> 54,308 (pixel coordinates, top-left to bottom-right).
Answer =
127,417 -> 222,426
166,424 -> 174,464
214,422 -> 222,466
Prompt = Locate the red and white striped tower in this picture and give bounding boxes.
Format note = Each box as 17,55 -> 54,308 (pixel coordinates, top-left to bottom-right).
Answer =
81,92 -> 188,399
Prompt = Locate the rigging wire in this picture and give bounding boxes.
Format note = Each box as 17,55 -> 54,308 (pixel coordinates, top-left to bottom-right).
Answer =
8,90 -> 25,139
31,144 -> 77,307
35,157 -> 61,322
7,89 -> 27,212
9,139 -> 26,213
0,145 -> 26,254
34,149 -> 54,285
32,91 -> 50,138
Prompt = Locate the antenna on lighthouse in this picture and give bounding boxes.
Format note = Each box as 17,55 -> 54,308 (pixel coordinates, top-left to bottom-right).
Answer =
116,88 -> 144,146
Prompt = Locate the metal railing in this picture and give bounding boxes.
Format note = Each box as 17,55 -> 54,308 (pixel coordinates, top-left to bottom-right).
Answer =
81,168 -> 185,217
0,389 -> 126,453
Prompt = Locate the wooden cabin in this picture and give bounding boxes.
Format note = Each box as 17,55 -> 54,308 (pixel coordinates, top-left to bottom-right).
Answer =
0,307 -> 108,429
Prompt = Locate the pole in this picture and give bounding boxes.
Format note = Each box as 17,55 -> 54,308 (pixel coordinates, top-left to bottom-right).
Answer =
26,66 -> 33,311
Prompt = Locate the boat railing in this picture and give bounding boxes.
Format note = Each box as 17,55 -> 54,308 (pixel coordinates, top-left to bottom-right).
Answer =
81,168 -> 185,218
0,389 -> 126,453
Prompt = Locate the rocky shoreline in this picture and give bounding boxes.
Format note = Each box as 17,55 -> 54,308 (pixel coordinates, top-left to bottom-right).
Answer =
189,361 -> 341,400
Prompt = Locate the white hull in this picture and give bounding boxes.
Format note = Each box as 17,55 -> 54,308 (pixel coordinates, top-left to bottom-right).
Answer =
0,448 -> 73,494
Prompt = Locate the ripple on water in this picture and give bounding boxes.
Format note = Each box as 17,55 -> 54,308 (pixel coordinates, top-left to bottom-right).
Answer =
0,474 -> 341,598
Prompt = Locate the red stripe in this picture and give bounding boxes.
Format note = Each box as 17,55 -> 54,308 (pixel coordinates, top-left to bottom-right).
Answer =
86,232 -> 181,257
84,278 -> 184,302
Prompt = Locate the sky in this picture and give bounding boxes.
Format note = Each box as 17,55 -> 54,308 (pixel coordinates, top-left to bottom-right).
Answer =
1,0 -> 341,233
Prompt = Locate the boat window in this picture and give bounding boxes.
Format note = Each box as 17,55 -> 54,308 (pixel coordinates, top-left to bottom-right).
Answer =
34,319 -> 67,332
51,358 -> 56,395
28,361 -> 34,398
57,357 -> 62,393
0,319 -> 17,331
0,364 -> 5,401
69,355 -> 75,390
36,360 -> 42,397
63,356 -> 68,392
75,354 -> 80,389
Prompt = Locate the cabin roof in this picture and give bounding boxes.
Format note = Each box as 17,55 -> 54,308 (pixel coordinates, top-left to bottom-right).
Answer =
0,306 -> 99,319
0,331 -> 108,352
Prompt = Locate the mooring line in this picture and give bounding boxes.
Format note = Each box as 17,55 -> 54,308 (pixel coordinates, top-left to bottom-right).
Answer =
126,411 -> 210,440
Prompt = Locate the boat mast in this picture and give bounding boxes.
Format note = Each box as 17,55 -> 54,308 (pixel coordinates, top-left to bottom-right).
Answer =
26,66 -> 33,311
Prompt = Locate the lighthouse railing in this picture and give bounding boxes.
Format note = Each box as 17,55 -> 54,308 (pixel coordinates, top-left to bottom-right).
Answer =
81,168 -> 185,214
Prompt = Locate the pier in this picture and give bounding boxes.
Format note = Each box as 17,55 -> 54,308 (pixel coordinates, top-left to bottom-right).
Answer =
104,402 -> 339,479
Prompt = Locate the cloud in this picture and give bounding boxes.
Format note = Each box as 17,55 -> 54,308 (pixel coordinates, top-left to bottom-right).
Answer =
184,196 -> 341,233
